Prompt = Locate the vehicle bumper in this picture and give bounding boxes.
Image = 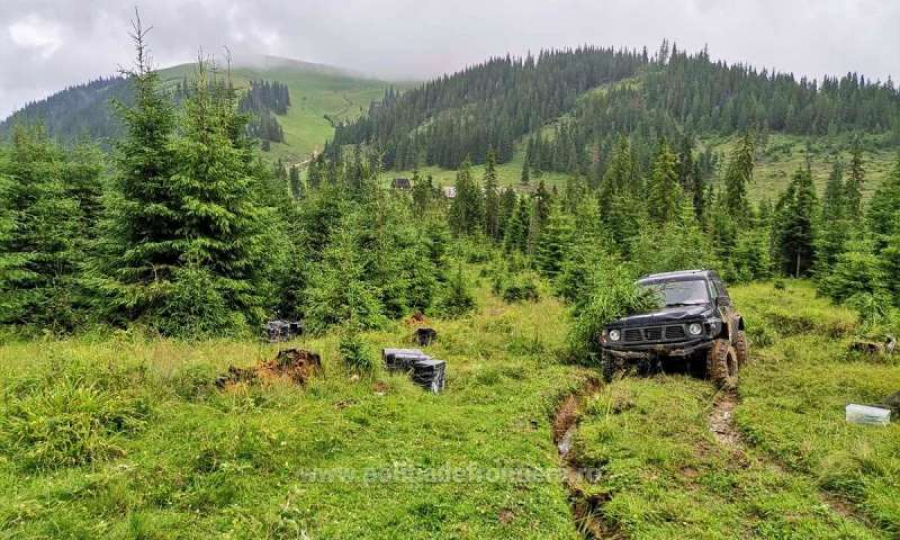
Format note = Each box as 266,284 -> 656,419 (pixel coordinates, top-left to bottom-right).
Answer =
602,340 -> 713,360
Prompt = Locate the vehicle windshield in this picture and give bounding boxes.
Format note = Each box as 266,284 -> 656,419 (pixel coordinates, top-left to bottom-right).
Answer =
642,279 -> 710,307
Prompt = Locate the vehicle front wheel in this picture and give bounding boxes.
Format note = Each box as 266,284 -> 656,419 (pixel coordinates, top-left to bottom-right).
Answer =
706,339 -> 739,389
601,351 -> 624,383
735,330 -> 750,367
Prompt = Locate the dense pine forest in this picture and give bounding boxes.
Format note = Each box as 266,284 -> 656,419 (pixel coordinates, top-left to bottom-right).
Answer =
0,76 -> 130,143
332,43 -> 900,173
2,72 -> 293,151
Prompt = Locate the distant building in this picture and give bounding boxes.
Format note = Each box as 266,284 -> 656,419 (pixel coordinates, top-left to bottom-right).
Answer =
441,186 -> 457,199
391,178 -> 411,190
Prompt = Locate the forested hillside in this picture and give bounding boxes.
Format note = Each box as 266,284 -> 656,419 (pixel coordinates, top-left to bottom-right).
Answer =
332,43 -> 900,176
0,56 -> 393,163
0,76 -> 131,143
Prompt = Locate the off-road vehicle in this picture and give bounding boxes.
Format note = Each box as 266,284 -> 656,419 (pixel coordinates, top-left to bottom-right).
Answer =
599,269 -> 748,388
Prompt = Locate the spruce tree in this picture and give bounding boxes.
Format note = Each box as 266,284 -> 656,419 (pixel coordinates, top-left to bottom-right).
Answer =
504,197 -> 530,254
483,149 -> 501,240
632,197 -> 714,276
880,214 -> 900,302
521,159 -> 530,185
410,170 -> 434,217
160,58 -> 270,333
438,259 -> 475,317
722,132 -> 755,221
535,202 -> 574,278
819,239 -> 886,303
868,152 -> 900,250
304,214 -> 384,333
101,27 -> 270,336
774,165 -> 818,277
99,18 -> 179,326
0,126 -> 82,328
289,165 -> 304,199
498,188 -> 517,241
527,180 -> 551,253
845,139 -> 865,220
816,162 -> 848,273
0,166 -> 16,320
647,140 -> 681,224
706,187 -> 739,270
448,158 -> 483,236
599,137 -> 634,221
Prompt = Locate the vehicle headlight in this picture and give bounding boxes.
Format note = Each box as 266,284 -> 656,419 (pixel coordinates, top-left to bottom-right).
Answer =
688,323 -> 703,336
608,329 -> 621,342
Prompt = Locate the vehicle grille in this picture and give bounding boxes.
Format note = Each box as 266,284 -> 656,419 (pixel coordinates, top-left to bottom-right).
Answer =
619,324 -> 692,344
644,327 -> 663,341
665,325 -> 687,340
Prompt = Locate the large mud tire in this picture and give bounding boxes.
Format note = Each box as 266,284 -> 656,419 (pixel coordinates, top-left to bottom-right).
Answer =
735,330 -> 750,367
706,340 -> 739,389
601,351 -> 620,383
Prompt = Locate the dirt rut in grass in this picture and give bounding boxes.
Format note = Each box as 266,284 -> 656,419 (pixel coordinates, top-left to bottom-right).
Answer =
707,390 -> 874,527
709,391 -> 741,447
553,379 -> 617,540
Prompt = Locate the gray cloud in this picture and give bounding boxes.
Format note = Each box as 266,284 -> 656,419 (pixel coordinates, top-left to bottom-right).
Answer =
2,0 -> 898,117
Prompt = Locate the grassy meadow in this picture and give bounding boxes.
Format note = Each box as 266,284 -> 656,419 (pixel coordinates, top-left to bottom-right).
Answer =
1,275 -> 897,538
0,271 -> 588,539
704,133 -> 898,203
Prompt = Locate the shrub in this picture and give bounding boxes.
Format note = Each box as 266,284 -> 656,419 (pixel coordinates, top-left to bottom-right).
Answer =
565,267 -> 657,364
818,243 -> 886,304
501,277 -> 540,303
148,264 -> 249,339
339,328 -> 373,372
437,262 -> 475,317
846,291 -> 894,331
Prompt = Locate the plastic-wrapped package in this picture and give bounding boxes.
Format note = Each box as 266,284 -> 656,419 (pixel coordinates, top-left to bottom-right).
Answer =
846,404 -> 891,426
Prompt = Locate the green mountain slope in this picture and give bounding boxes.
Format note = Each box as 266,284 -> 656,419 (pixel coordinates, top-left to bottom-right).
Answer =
0,55 -> 400,164
347,48 -> 900,201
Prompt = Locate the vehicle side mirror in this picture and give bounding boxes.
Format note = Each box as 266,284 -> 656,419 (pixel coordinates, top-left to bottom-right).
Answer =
717,296 -> 731,307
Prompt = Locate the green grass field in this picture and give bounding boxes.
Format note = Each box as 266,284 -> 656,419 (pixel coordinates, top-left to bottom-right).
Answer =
0,272 -> 588,539
385,146 -> 570,194
703,133 -> 898,203
385,132 -> 898,203
0,275 -> 897,538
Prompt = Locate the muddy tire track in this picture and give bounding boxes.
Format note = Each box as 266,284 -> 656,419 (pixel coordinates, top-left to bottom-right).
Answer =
553,379 -> 618,539
709,390 -> 741,447
707,391 -> 878,531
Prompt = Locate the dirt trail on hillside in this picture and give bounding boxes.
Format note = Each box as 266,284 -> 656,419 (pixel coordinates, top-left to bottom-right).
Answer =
553,379 -> 619,540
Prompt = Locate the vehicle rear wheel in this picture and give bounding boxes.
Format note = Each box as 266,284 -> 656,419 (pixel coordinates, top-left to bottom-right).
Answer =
706,339 -> 739,389
735,330 -> 750,367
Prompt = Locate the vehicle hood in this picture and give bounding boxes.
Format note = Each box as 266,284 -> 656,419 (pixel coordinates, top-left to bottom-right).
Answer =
612,304 -> 713,326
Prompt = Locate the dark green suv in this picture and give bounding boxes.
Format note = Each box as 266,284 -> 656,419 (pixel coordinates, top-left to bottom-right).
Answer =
600,269 -> 749,388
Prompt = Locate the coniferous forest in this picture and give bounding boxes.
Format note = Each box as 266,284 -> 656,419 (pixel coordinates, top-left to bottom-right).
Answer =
2,34 -> 900,340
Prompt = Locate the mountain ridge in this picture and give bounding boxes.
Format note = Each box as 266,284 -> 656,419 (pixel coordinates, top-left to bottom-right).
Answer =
0,55 -> 399,163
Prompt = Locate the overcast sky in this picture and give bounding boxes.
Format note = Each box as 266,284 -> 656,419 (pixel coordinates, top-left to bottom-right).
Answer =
2,0 -> 898,118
